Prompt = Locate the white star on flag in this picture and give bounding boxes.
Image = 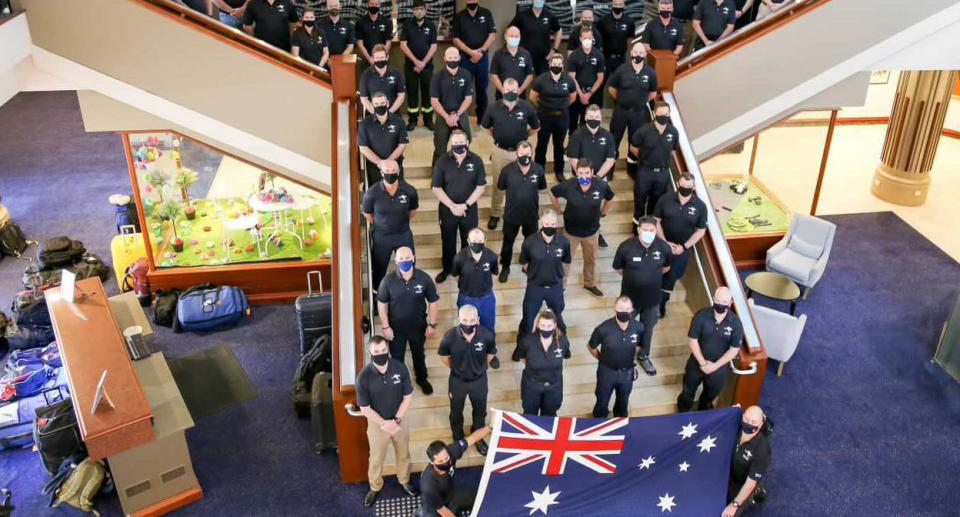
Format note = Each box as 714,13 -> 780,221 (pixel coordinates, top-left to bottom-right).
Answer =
638,456 -> 656,470
657,493 -> 677,512
524,485 -> 561,515
678,461 -> 690,472
678,423 -> 698,440
697,435 -> 717,453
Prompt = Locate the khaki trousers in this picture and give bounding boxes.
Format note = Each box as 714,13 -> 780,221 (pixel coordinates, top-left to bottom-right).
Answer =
489,146 -> 516,219
366,418 -> 411,491
564,231 -> 599,288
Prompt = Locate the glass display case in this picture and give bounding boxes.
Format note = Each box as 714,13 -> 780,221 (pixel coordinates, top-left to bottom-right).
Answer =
127,132 -> 332,270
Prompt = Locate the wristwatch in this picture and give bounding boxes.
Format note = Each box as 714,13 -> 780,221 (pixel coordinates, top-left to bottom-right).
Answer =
394,416 -> 402,425
732,501 -> 741,509
428,322 -> 438,329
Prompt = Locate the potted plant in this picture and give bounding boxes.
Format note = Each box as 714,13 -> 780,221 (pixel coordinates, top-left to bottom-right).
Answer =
144,170 -> 170,203
184,205 -> 196,220
174,168 -> 198,203
157,200 -> 183,250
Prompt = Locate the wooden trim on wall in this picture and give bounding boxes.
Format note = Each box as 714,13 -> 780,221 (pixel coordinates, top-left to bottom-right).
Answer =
122,133 -> 157,270
0,9 -> 25,28
130,0 -> 332,87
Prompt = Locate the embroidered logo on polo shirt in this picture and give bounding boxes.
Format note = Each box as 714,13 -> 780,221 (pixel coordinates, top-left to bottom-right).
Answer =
670,28 -> 678,36
478,16 -> 486,23
642,75 -> 649,82
398,194 -> 408,203
466,162 -> 475,171
474,341 -> 485,351
723,326 -> 733,335
554,348 -> 564,358
388,124 -> 397,132
277,4 -> 286,12
589,57 -> 598,66
482,262 -> 490,271
554,248 -> 563,258
620,23 -> 628,31
541,17 -> 549,25
414,284 -> 424,293
630,333 -> 638,342
388,76 -> 396,84
458,78 -> 466,86
687,206 -> 697,215
592,192 -> 600,200
518,57 -> 527,67
666,134 -> 674,141
561,82 -> 569,91
598,137 -> 607,145
424,27 -> 431,34
339,27 -> 347,34
722,7 -> 730,15
530,174 -> 538,182
653,251 -> 662,260
743,450 -> 753,460
379,23 -> 387,31
392,373 -> 402,384
515,111 -> 525,120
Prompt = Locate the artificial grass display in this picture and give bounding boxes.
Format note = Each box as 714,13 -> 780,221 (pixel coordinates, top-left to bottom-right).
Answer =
707,178 -> 790,235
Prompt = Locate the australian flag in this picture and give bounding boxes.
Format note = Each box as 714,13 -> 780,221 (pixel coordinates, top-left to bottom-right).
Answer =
470,408 -> 742,516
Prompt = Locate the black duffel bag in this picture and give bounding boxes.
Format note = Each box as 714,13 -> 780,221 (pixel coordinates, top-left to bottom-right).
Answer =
33,397 -> 85,476
152,289 -> 180,328
37,236 -> 85,271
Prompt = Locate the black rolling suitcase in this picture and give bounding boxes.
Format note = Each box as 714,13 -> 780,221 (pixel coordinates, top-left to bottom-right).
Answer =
295,271 -> 332,355
310,372 -> 337,453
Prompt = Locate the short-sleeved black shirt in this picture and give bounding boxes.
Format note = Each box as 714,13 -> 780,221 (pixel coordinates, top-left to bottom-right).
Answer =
318,17 -> 355,55
490,47 -> 535,86
589,317 -> 645,369
566,126 -> 618,172
291,27 -> 327,65
731,431 -> 772,487
399,18 -> 438,61
517,334 -> 570,384
531,73 -> 576,111
509,8 -> 561,59
609,62 -> 659,111
520,232 -> 572,287
430,68 -> 475,112
362,180 -> 418,235
566,48 -> 606,92
687,307 -> 744,362
376,269 -> 440,330
451,246 -> 499,298
673,0 -> 698,20
357,112 -> 409,159
420,439 -> 469,514
359,66 -> 406,105
694,0 -> 737,40
355,359 -> 413,419
653,193 -> 708,244
642,19 -> 685,51
481,100 -> 540,149
567,23 -> 604,53
437,326 -> 497,380
242,0 -> 298,51
630,122 -> 679,168
498,162 -> 547,224
355,14 -> 393,56
431,151 -> 487,203
612,237 -> 672,308
551,178 -> 615,238
597,13 -> 636,57
451,7 -> 497,50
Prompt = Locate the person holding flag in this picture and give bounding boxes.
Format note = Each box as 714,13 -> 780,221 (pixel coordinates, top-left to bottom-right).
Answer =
724,405 -> 772,516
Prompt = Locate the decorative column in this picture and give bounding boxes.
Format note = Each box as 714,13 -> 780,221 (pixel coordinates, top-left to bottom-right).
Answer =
872,70 -> 958,206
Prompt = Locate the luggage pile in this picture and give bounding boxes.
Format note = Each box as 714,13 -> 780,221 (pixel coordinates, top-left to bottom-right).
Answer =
290,271 -> 335,453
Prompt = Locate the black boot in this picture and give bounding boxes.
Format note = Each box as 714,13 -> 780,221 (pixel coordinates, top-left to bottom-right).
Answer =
423,113 -> 435,131
406,116 -> 418,131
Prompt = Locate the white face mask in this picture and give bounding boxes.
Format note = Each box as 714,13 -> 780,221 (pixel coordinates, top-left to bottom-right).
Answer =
640,231 -> 656,245
582,39 -> 593,49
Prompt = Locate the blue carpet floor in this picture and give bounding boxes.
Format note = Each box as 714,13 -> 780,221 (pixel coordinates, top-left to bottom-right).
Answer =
1,92 -> 959,516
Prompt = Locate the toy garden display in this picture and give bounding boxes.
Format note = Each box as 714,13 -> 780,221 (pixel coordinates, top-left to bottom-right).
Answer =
131,136 -> 333,269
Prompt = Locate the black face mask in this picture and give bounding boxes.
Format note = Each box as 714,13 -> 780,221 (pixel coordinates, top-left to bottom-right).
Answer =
435,461 -> 452,472
632,55 -> 645,64
655,115 -> 670,125
549,65 -> 563,75
375,59 -> 388,69
446,60 -> 460,70
582,20 -> 593,28
373,105 -> 388,116
714,303 -> 730,314
382,173 -> 398,185
452,144 -> 467,155
741,421 -> 759,435
368,6 -> 379,15
542,227 -> 556,237
469,242 -> 484,254
615,311 -> 632,323
467,2 -> 479,11
371,353 -> 389,366
678,186 -> 694,197
517,155 -> 532,166
538,329 -> 555,339
503,92 -> 519,102
302,20 -> 315,28
660,11 -> 672,19
612,6 -> 624,15
329,8 -> 340,17
460,323 -> 477,335
585,119 -> 601,129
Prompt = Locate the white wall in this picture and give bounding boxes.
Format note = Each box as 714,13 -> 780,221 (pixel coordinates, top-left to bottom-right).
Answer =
0,13 -> 32,106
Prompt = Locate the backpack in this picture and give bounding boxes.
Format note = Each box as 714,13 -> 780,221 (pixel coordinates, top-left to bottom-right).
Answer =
152,289 -> 180,327
43,455 -> 108,516
291,335 -> 332,418
0,221 -> 27,257
11,297 -> 51,331
111,196 -> 140,234
71,254 -> 110,283
122,258 -> 151,306
24,254 -> 110,289
10,289 -> 46,318
34,397 -> 85,475
37,236 -> 85,270
0,385 -> 69,451
3,325 -> 56,351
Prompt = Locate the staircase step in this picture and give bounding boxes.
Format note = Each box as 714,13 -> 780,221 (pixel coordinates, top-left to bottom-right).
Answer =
409,218 -> 635,240
404,175 -> 636,193
410,198 -> 636,222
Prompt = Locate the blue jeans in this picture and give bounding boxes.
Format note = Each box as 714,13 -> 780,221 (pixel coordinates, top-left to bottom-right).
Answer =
219,12 -> 242,28
457,291 -> 496,333
459,52 -> 490,122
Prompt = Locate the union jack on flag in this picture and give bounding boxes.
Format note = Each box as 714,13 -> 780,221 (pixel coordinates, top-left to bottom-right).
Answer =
471,409 -> 742,516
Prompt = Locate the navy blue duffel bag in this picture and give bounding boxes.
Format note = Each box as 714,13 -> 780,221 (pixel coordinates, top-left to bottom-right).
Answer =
174,284 -> 251,333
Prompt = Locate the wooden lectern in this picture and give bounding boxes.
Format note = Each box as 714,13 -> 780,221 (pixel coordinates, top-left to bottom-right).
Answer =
648,50 -> 678,92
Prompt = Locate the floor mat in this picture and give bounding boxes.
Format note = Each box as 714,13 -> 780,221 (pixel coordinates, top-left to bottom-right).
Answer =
375,495 -> 470,517
167,342 -> 257,420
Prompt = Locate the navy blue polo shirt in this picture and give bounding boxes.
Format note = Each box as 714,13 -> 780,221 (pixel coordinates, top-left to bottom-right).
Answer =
291,27 -> 327,65
357,112 -> 409,160
589,317 -> 645,369
362,180 -> 418,235
431,151 -> 487,204
609,62 -> 658,111
612,237 -> 671,308
355,14 -> 393,56
376,269 -> 439,330
490,47 -> 535,85
642,18 -> 685,51
566,126 -> 618,172
420,439 -> 469,514
567,23 -> 604,53
694,0 -> 737,40
566,48 -> 606,92
518,333 -> 570,384
480,100 -> 540,149
451,246 -> 499,298
531,73 -> 576,111
399,18 -> 438,61
653,193 -> 707,244
359,66 -> 407,105
509,7 -> 561,58
318,17 -> 355,55
520,232 -> 572,287
437,325 -> 497,380
355,358 -> 413,420
597,13 -> 637,56
430,68 -> 475,113
630,122 -> 680,168
451,6 -> 497,50
497,162 -> 547,224
551,178 -> 615,238
242,0 -> 298,51
688,307 -> 744,362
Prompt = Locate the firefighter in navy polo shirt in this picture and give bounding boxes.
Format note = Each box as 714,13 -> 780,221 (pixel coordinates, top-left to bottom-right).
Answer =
355,0 -> 393,70
565,104 -> 617,248
509,0 -> 562,75
399,0 -> 438,131
643,0 -> 686,56
438,304 -> 497,456
612,217 -> 671,376
589,297 -> 644,418
677,286 -> 745,412
692,0 -> 737,51
357,91 -> 409,185
565,27 -> 606,136
567,8 -> 604,53
516,309 -> 570,416
451,0 -> 497,124
530,53 -> 577,184
291,9 -> 329,68
377,247 -> 441,395
317,0 -> 355,57
629,101 -> 680,224
359,44 -> 406,116
725,406 -> 773,517
653,172 -> 707,317
490,26 -> 536,100
597,0 -> 638,106
419,427 -> 492,517
242,0 -> 299,51
430,47 -> 475,165
362,159 -> 417,292
495,141 -> 546,284
451,228 -> 499,337
608,41 -> 659,155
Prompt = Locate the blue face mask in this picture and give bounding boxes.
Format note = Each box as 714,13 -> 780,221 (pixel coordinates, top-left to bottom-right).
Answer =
397,260 -> 415,273
640,231 -> 656,245
507,36 -> 521,47
533,0 -> 544,8
577,177 -> 592,187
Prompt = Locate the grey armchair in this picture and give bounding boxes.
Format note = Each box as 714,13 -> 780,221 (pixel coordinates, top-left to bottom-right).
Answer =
748,299 -> 807,376
765,214 -> 836,296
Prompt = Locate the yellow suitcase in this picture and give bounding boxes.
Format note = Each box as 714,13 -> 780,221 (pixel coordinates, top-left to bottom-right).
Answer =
111,225 -> 147,289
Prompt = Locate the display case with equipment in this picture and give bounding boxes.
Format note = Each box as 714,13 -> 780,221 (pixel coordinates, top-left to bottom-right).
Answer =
705,174 -> 791,269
